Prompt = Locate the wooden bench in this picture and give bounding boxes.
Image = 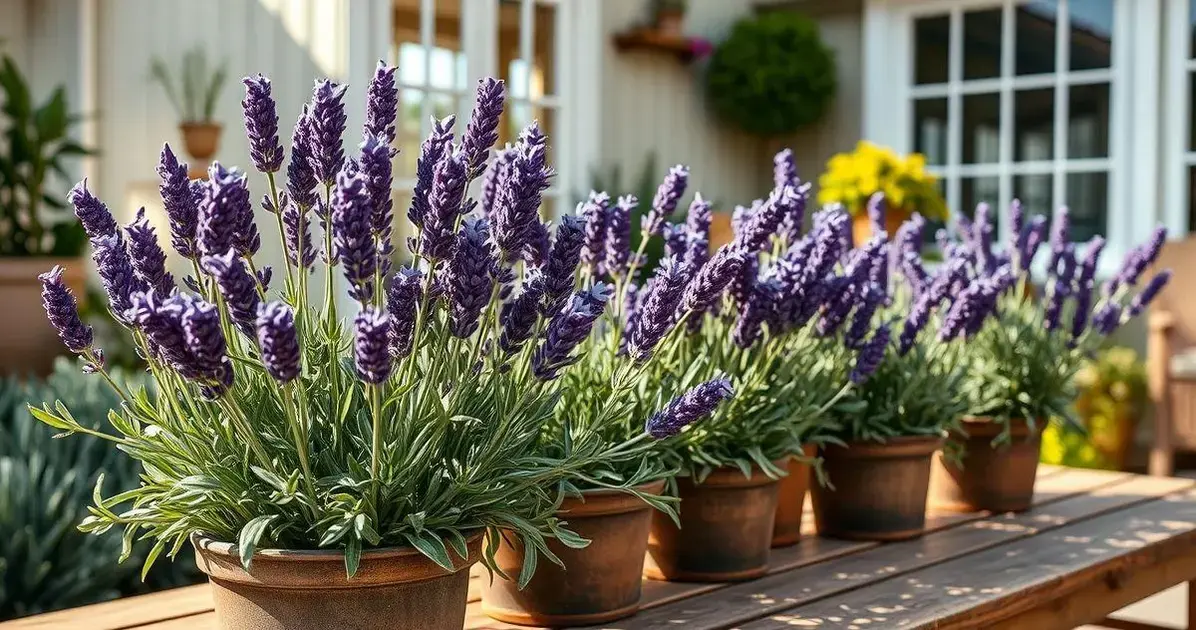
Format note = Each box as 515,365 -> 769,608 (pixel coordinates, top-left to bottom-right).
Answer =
7,465 -> 1196,629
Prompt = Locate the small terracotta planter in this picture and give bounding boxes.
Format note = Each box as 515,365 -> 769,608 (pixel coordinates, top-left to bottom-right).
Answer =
0,257 -> 85,377
930,418 -> 1043,513
851,209 -> 911,247
181,122 -> 222,177
644,462 -> 783,582
655,8 -> 686,36
772,444 -> 817,548
481,480 -> 666,626
812,436 -> 942,541
193,532 -> 480,630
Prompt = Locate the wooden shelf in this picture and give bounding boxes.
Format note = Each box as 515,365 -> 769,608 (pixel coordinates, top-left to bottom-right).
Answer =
611,28 -> 697,63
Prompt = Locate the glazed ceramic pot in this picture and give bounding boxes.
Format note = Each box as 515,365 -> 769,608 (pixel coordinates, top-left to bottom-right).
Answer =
644,462 -> 783,582
930,418 -> 1042,513
0,257 -> 85,377
812,436 -> 942,541
481,480 -> 665,626
193,532 -> 480,630
771,444 -> 817,548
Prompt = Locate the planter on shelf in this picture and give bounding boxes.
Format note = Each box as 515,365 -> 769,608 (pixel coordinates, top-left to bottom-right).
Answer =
481,481 -> 665,626
193,533 -> 481,630
644,462 -> 783,582
0,258 -> 85,377
180,122 -> 222,178
851,207 -> 911,248
930,418 -> 1042,513
812,436 -> 942,541
771,444 -> 817,548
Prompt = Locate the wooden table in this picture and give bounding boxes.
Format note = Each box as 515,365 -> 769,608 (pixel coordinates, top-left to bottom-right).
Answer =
9,465 -> 1196,630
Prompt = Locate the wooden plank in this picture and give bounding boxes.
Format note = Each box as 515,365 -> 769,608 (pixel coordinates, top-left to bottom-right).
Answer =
742,483 -> 1196,629
611,473 -> 1186,630
0,585 -> 211,630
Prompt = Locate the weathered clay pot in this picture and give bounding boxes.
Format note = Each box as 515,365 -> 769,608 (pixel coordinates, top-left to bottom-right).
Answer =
193,532 -> 481,630
481,480 -> 665,626
771,444 -> 817,548
0,258 -> 85,377
930,418 -> 1043,513
851,208 -> 911,247
181,122 -> 222,178
812,436 -> 942,541
644,462 -> 783,582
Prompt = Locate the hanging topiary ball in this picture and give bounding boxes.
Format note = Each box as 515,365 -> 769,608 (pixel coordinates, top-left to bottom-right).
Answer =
705,12 -> 837,137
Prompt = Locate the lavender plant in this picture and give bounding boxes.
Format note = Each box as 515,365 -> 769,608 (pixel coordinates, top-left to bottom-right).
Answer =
953,205 -> 1170,442
30,67 -> 715,584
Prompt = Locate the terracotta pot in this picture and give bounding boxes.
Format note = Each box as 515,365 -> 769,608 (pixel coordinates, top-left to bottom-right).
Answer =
771,444 -> 817,548
851,209 -> 911,247
193,532 -> 481,630
180,122 -> 222,177
0,257 -> 85,377
481,480 -> 665,626
654,8 -> 685,36
644,462 -> 783,582
930,418 -> 1043,513
812,436 -> 942,541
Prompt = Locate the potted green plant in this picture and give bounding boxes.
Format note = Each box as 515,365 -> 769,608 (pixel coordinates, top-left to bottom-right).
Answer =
0,54 -> 92,376
150,47 -> 227,174
930,204 -> 1169,513
810,215 -> 990,541
29,68 -> 700,630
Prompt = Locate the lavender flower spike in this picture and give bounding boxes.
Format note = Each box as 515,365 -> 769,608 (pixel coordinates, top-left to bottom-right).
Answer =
282,193 -> 317,268
308,79 -> 349,186
680,245 -> 745,315
157,144 -> 199,259
540,214 -> 586,316
532,285 -> 611,380
332,165 -> 378,302
604,195 -> 634,276
68,179 -> 117,240
256,302 -> 301,383
685,193 -> 713,241
629,257 -> 692,361
774,148 -> 797,190
242,74 -> 284,173
851,324 -> 890,384
196,163 -> 252,259
387,267 -> 423,359
355,307 -> 393,384
578,191 -> 610,275
421,151 -> 468,262
643,165 -> 689,237
364,61 -> 398,143
180,296 -> 233,396
39,266 -> 93,355
92,233 -> 144,324
448,218 -> 495,338
460,78 -> 506,178
646,377 -> 734,439
1128,271 -> 1172,318
125,207 -> 175,298
359,133 -> 395,275
286,107 -> 319,208
202,249 -> 261,337
408,115 -> 456,229
500,276 -> 545,355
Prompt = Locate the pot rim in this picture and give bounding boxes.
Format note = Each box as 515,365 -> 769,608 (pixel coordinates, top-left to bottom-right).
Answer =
558,479 -> 667,516
823,434 -> 944,459
959,417 -> 1040,437
679,459 -> 788,488
180,121 -> 223,131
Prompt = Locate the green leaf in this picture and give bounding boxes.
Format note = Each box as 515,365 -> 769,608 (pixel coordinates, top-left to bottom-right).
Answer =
344,534 -> 362,578
403,531 -> 455,573
34,87 -> 68,141
516,535 -> 538,589
237,515 -> 277,570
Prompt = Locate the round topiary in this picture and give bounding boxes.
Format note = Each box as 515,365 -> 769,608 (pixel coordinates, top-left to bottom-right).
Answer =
705,12 -> 837,137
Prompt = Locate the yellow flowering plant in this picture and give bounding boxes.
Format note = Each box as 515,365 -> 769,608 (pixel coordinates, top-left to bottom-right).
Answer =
817,141 -> 947,220
1040,347 -> 1147,470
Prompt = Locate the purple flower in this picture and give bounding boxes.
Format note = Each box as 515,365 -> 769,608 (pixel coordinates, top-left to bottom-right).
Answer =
731,202 -> 757,241
257,266 -> 272,292
481,148 -> 514,218
157,145 -> 198,259
1070,284 -> 1093,344
737,186 -> 795,253
773,148 -> 797,191
629,257 -> 691,360
1076,236 -> 1106,290
39,266 -> 93,355
680,245 -> 745,316
354,307 -> 393,384
196,163 -> 250,259
125,208 -> 175,298
308,79 -> 348,186
1128,271 -> 1172,318
540,214 -> 585,316
281,193 -> 316,268
578,191 -> 610,275
181,296 -> 232,395
202,249 -> 260,337
974,202 -> 995,272
256,302 -> 301,383
448,218 -> 495,338
1113,226 -> 1168,291
492,123 -> 553,263
1045,244 -> 1077,330
500,277 -> 545,355
1022,215 -> 1047,268
897,290 -> 935,355
643,165 -> 689,237
92,233 -> 144,324
68,179 -> 117,240
360,133 -> 395,276
532,286 -> 609,380
387,267 -> 422,359
663,223 -> 688,258
522,221 -> 551,266
1009,200 -> 1025,264
286,107 -> 319,208
851,324 -> 890,384
460,78 -> 506,178
409,115 -> 456,229
129,292 -> 192,376
421,151 -> 468,261
728,251 -> 760,310
332,165 -> 378,302
732,277 -> 777,349
867,193 -> 886,237
844,283 -> 884,348
1092,302 -> 1123,335
645,377 -> 734,439
1047,206 -> 1071,273
364,61 -> 398,143
685,193 -> 713,241
242,74 -> 283,173
604,195 -> 634,277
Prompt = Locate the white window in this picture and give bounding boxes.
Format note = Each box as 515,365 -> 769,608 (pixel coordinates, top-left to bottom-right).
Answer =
864,0 -> 1137,264
1164,0 -> 1196,235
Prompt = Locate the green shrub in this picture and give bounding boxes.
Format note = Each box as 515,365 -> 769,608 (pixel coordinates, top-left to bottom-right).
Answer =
705,12 -> 837,136
0,360 -> 199,620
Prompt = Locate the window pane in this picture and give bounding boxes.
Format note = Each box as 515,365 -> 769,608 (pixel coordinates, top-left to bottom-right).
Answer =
397,89 -> 424,178
963,9 -> 1003,80
914,15 -> 950,85
1188,165 -> 1196,233
1190,73 -> 1196,151
1068,83 -> 1109,159
960,177 -> 1001,232
963,93 -> 1001,164
1016,2 -> 1059,76
1190,0 -> 1196,58
1065,171 -> 1108,241
1014,173 -> 1053,219
1069,0 -> 1113,71
913,98 -> 949,166
1014,88 -> 1055,161
535,2 -> 558,98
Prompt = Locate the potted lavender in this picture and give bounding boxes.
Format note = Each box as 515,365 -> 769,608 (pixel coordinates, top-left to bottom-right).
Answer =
30,66 -> 711,630
930,204 -> 1170,513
